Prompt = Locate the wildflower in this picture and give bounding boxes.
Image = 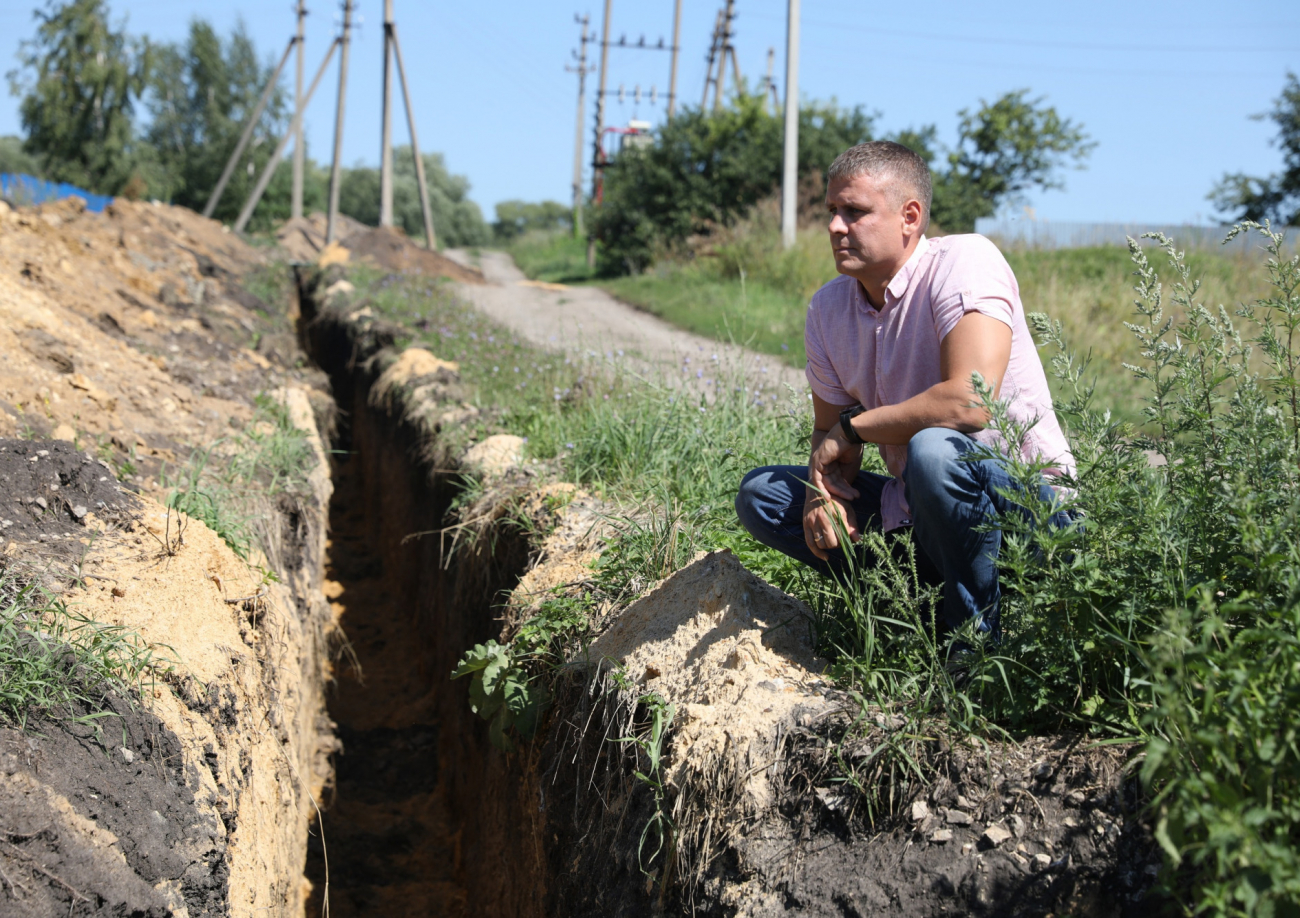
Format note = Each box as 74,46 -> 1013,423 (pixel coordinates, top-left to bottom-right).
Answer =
697,370 -> 703,378
617,349 -> 624,357
469,332 -> 478,340
565,442 -> 575,450
781,343 -> 789,351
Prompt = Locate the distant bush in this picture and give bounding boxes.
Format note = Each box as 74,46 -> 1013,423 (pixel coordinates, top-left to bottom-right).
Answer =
590,94 -> 873,275
338,146 -> 490,248
493,199 -> 571,242
0,136 -> 41,178
589,89 -> 1092,276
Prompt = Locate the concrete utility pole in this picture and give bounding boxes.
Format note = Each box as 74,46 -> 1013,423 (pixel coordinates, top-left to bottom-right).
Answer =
291,0 -> 307,220
588,0 -> 612,268
667,0 -> 682,118
203,34 -> 296,220
326,0 -> 353,245
781,0 -> 800,249
378,0 -> 395,228
567,15 -> 592,238
701,9 -> 722,110
234,37 -> 340,233
390,22 -> 437,248
713,0 -> 737,112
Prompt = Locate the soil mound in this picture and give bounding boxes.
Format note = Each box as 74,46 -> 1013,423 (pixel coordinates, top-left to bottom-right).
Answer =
276,212 -> 483,283
0,198 -> 335,914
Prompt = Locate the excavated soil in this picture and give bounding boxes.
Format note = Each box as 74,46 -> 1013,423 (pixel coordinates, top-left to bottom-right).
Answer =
0,196 -> 335,915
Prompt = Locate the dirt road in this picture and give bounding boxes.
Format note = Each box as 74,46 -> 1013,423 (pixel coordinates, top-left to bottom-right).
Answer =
448,249 -> 806,391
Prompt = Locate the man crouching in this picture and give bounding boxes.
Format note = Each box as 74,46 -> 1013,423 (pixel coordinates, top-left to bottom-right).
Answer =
735,141 -> 1075,641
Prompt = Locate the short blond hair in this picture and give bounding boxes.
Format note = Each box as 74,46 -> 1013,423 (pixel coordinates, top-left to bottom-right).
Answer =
827,141 -> 932,228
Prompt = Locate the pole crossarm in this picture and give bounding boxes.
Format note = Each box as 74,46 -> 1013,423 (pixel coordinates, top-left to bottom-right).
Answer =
233,38 -> 341,234
203,35 -> 298,220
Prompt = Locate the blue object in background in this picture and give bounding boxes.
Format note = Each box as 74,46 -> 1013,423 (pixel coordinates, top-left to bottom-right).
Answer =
0,173 -> 114,213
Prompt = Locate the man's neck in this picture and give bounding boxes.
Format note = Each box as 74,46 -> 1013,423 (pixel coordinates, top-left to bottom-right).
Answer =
853,236 -> 922,309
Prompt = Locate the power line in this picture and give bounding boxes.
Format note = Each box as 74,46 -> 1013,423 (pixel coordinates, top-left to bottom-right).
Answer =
748,13 -> 1299,55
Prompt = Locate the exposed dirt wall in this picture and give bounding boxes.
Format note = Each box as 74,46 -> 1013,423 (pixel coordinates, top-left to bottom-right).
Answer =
0,198 -> 335,915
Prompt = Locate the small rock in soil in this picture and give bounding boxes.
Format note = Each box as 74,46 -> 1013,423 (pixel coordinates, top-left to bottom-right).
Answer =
1032,853 -> 1053,871
911,800 -> 930,822
1010,814 -> 1026,836
930,829 -> 953,844
982,824 -> 1012,848
945,809 -> 973,826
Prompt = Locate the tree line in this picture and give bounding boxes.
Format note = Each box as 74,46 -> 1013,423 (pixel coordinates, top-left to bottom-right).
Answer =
3,0 -> 491,244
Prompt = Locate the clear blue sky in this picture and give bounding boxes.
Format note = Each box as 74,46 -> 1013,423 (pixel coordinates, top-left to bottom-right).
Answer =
1,0 -> 1296,225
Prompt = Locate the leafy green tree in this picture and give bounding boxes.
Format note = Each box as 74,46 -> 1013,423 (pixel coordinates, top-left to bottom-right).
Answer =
929,90 -> 1095,233
5,0 -> 151,195
145,18 -> 309,228
591,94 -> 874,274
338,146 -> 489,247
1210,72 -> 1300,226
0,135 -> 41,176
493,199 -> 571,242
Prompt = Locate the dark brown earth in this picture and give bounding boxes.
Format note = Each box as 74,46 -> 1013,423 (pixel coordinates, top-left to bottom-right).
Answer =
303,413 -> 467,916
0,687 -> 225,916
0,438 -> 138,568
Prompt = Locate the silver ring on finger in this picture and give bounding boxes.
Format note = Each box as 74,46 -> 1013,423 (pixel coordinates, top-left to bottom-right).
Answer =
814,533 -> 824,542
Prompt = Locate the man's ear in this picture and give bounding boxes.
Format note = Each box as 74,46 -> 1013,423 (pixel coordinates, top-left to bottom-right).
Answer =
902,198 -> 924,237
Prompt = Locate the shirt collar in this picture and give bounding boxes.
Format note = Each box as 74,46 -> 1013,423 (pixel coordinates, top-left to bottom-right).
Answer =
884,235 -> 930,304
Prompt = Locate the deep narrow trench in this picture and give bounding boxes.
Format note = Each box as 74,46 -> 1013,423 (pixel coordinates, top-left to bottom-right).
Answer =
294,281 -> 548,917
303,423 -> 466,916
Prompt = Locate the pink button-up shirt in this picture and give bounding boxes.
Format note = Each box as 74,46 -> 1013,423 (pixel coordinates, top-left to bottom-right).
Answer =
804,234 -> 1076,532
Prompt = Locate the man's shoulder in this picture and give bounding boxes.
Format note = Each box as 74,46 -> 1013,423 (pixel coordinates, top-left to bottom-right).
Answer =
924,234 -> 1014,289
809,273 -> 857,309
928,232 -> 1007,263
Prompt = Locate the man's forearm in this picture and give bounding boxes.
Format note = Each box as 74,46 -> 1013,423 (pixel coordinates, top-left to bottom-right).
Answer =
850,379 -> 989,446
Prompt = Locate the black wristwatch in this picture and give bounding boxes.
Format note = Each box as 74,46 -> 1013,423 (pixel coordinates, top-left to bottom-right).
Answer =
839,405 -> 867,445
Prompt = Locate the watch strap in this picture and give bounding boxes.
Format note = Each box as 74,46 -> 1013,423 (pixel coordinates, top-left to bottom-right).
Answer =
839,405 -> 867,445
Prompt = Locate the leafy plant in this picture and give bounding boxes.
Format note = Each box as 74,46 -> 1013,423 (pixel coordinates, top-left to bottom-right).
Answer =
450,639 -> 544,751
615,691 -> 677,879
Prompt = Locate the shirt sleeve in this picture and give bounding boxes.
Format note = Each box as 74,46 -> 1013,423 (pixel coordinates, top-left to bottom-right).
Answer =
931,238 -> 1018,341
804,298 -> 852,405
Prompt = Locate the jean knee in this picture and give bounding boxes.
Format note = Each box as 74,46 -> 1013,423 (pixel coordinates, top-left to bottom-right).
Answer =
735,467 -> 770,535
904,428 -> 967,496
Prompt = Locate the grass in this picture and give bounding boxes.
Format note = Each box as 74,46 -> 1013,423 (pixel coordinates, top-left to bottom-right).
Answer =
163,392 -> 318,561
508,219 -> 1277,425
0,576 -> 163,730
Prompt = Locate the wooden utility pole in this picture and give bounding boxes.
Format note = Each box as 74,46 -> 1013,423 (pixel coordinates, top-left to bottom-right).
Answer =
701,9 -> 722,110
667,0 -> 682,118
378,0 -> 395,228
390,21 -> 436,248
234,38 -> 340,233
291,0 -> 307,220
764,47 -> 779,113
567,15 -> 592,238
588,0 -> 612,268
203,35 -> 296,220
781,0 -> 800,249
326,0 -> 353,245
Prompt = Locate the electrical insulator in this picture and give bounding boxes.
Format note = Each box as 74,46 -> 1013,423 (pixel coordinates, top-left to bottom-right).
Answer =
651,85 -> 658,105
634,85 -> 641,105
618,84 -> 625,104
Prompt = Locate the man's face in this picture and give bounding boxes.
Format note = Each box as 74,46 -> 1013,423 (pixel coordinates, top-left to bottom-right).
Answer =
825,171 -> 912,284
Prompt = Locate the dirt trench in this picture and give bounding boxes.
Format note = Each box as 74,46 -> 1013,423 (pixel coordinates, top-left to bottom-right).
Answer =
300,280 -> 546,917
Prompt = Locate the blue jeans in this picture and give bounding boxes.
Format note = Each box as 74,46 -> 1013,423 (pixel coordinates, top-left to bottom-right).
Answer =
734,427 -> 1071,639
